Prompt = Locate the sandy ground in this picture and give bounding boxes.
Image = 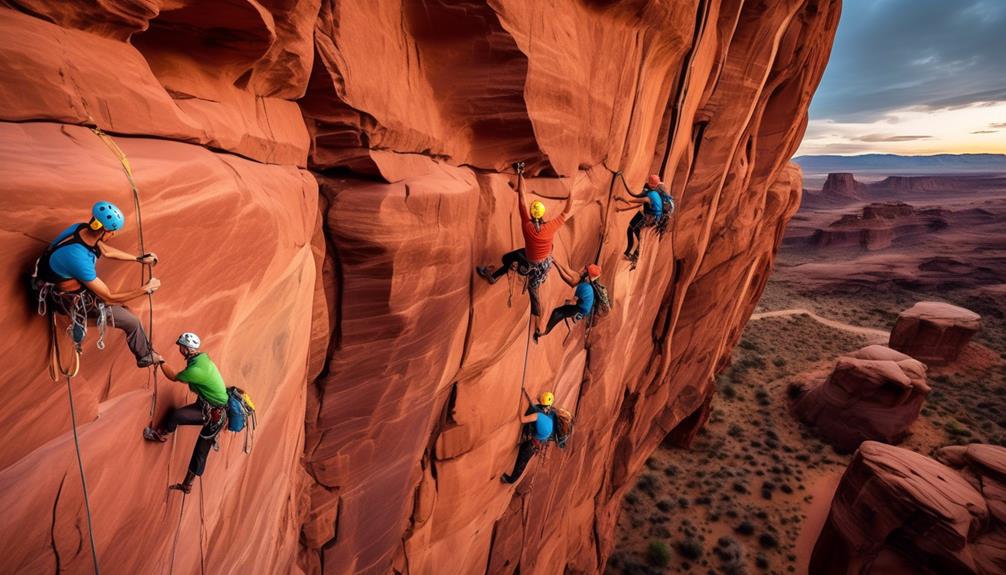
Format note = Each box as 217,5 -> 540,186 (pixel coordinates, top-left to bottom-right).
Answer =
606,179 -> 1006,575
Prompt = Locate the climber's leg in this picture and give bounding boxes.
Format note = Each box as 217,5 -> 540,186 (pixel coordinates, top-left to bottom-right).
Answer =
542,304 -> 579,337
501,440 -> 538,483
107,305 -> 157,367
160,403 -> 203,434
188,435 -> 214,477
169,470 -> 196,494
495,249 -> 526,280
625,213 -> 644,257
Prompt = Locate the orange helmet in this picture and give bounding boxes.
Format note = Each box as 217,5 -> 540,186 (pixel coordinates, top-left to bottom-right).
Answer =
586,264 -> 601,280
647,174 -> 662,187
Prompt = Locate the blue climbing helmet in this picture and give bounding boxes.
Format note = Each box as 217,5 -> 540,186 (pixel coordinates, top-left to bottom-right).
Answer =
90,201 -> 124,232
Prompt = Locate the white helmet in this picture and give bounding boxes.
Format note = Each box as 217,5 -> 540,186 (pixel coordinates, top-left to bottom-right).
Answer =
176,332 -> 201,350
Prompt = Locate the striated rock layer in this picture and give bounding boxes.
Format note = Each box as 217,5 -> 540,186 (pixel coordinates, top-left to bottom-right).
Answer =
0,1 -> 840,574
811,441 -> 1006,575
793,345 -> 929,453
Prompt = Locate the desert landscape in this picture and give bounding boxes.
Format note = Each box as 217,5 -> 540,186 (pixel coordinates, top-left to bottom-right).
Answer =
608,169 -> 1006,574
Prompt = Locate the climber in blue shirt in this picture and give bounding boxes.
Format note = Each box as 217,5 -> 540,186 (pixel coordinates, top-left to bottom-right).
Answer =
34,201 -> 162,366
535,262 -> 602,342
501,391 -> 556,484
617,174 -> 672,263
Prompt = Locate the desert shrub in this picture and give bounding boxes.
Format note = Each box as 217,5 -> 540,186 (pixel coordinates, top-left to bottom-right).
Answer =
735,521 -> 755,535
773,357 -> 787,368
637,473 -> 658,495
677,538 -> 704,561
758,533 -> 779,549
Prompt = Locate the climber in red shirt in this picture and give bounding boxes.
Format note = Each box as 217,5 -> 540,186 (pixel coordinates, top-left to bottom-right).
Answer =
477,162 -> 574,335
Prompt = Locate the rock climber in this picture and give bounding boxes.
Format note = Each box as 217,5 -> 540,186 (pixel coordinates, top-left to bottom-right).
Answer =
534,262 -> 601,342
33,201 -> 161,365
143,332 -> 228,494
501,390 -> 556,484
617,174 -> 666,263
476,162 -> 574,334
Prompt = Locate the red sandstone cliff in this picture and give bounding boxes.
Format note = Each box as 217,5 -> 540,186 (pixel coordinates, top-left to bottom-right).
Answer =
0,1 -> 839,574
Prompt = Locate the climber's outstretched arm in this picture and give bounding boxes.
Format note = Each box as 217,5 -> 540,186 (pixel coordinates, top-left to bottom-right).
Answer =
555,260 -> 579,287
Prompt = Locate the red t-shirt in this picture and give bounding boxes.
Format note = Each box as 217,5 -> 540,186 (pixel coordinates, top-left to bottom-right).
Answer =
520,205 -> 566,262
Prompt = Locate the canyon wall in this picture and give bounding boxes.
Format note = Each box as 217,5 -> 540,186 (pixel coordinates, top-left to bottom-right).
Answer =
0,1 -> 839,573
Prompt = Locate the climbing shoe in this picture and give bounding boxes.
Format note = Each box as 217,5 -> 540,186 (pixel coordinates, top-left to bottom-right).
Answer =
476,266 -> 498,285
137,352 -> 164,368
169,482 -> 192,495
143,427 -> 167,442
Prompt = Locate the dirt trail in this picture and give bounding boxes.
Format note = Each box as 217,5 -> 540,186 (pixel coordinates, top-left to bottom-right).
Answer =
750,308 -> 889,342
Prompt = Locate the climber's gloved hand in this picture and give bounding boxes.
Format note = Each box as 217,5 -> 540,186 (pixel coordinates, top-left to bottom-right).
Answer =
144,277 -> 161,295
137,252 -> 158,266
513,161 -> 525,176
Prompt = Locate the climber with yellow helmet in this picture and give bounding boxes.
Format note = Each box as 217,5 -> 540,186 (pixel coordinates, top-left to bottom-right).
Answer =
31,201 -> 162,366
501,390 -> 556,484
476,162 -> 574,334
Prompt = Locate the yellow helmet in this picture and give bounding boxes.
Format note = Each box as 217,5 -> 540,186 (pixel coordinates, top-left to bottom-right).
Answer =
529,200 -> 546,220
539,391 -> 554,406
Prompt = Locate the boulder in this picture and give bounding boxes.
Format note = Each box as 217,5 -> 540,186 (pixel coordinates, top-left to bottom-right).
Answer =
794,345 -> 929,452
890,301 -> 982,364
810,441 -> 1006,575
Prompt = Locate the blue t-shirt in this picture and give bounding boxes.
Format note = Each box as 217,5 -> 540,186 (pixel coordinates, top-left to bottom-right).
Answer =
533,411 -> 554,441
49,224 -> 99,282
574,282 -> 595,315
643,190 -> 663,217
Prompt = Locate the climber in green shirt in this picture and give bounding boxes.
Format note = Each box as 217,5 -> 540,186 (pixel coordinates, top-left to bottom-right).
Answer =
143,332 -> 228,494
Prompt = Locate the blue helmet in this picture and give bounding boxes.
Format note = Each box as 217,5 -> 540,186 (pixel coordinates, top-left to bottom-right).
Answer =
91,201 -> 125,231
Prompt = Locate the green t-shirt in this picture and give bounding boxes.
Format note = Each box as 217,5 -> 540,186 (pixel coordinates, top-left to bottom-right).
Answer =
176,353 -> 228,407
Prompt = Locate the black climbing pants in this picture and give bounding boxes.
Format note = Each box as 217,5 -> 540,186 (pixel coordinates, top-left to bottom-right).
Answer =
543,304 -> 580,337
625,212 -> 647,255
51,292 -> 152,364
491,248 -> 543,317
160,401 -> 223,477
505,440 -> 540,482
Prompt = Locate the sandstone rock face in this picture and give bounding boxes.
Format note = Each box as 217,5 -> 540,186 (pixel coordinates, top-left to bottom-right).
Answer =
0,1 -> 839,574
890,301 -> 982,365
811,441 -> 1006,575
794,345 -> 929,452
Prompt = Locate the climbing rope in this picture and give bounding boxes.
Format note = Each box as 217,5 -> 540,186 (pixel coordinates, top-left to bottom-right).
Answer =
168,492 -> 187,575
198,477 -> 207,575
88,126 -> 159,424
63,370 -> 101,574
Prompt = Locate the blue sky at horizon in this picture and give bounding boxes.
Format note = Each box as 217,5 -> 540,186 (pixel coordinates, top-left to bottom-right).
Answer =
796,0 -> 1006,156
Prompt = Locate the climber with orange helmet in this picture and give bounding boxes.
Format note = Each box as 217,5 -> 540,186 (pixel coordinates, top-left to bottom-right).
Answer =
501,390 -> 556,484
476,162 -> 574,334
32,201 -> 162,366
143,331 -> 228,494
616,174 -> 674,265
534,262 -> 603,342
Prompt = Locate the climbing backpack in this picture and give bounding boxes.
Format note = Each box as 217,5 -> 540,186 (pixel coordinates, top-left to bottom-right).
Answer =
591,281 -> 611,319
552,407 -> 574,449
226,387 -> 258,453
656,194 -> 675,238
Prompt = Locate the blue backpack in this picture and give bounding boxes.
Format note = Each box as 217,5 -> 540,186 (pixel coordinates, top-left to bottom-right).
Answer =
226,387 -> 258,453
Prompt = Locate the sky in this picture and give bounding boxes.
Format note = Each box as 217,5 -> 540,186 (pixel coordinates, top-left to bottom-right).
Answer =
796,0 -> 1006,156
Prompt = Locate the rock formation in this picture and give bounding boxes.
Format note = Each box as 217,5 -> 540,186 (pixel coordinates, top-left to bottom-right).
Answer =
810,441 -> 1006,575
890,302 -> 982,365
821,172 -> 865,202
0,1 -> 840,573
793,345 -> 929,452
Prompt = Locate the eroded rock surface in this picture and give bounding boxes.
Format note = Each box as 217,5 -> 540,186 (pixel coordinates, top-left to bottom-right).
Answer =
0,1 -> 840,573
794,345 -> 929,452
890,301 -> 982,365
811,441 -> 1006,575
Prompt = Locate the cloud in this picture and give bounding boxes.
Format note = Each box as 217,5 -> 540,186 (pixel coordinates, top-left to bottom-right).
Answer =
992,123 -> 1006,128
855,134 -> 932,142
809,0 -> 1006,121
971,130 -> 998,134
